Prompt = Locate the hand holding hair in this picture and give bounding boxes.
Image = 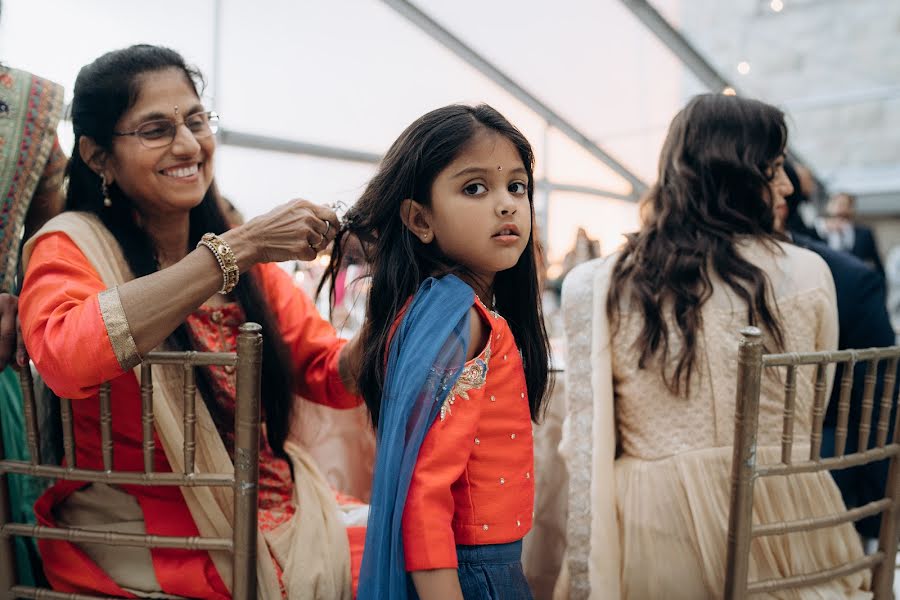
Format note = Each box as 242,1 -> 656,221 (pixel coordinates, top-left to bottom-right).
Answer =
223,198 -> 340,271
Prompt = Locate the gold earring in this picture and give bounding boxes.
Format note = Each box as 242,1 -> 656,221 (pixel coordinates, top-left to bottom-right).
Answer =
101,174 -> 112,207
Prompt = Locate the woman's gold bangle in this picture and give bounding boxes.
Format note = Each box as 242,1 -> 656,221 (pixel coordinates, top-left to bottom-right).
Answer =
197,233 -> 240,294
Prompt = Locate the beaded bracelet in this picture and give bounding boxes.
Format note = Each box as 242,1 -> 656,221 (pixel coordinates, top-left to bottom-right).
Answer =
197,233 -> 239,294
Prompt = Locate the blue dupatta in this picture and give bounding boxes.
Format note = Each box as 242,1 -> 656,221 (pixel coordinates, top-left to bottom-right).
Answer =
357,275 -> 474,600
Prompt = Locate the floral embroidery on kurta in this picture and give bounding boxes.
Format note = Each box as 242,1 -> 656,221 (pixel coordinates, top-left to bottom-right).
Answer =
440,341 -> 491,421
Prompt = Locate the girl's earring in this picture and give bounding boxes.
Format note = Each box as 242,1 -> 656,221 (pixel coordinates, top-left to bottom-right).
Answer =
422,233 -> 430,243
101,174 -> 112,208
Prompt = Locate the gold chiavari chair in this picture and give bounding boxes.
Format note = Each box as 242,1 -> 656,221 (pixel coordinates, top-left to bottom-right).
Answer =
0,323 -> 263,600
725,326 -> 900,599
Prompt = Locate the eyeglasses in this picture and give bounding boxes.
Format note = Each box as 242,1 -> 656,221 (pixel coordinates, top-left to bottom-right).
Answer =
112,110 -> 219,149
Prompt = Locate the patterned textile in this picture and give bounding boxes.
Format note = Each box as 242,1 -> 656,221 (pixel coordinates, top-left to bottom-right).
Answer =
0,67 -> 64,293
185,302 -> 296,532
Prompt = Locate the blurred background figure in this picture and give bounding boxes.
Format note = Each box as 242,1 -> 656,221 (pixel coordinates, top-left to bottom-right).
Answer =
889,246 -> 900,340
561,227 -> 601,278
0,10 -> 66,582
782,159 -> 896,546
818,192 -> 885,275
216,194 -> 245,227
782,162 -> 821,240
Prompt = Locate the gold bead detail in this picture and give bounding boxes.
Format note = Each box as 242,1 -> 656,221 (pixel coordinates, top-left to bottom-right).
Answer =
474,437 -> 480,445
516,519 -> 521,527
525,472 -> 531,479
510,433 -> 516,440
503,354 -> 508,360
483,524 -> 489,531
520,392 -> 525,399
490,395 -> 496,402
499,477 -> 505,485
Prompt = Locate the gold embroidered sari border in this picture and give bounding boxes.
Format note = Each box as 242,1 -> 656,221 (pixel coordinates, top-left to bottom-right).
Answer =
98,286 -> 141,371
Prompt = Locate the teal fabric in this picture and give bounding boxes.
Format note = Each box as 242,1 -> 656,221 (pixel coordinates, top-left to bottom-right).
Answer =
1,365 -> 45,585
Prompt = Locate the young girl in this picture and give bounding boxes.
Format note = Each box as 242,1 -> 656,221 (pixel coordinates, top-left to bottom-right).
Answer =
323,104 -> 552,599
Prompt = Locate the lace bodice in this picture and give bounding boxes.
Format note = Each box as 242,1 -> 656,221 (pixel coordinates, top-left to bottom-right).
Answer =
610,239 -> 838,459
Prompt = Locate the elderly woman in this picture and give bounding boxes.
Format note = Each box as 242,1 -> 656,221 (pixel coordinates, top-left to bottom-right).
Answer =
19,45 -> 364,599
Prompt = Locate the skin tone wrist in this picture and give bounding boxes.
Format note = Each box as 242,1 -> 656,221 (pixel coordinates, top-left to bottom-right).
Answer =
410,569 -> 464,600
220,225 -> 260,273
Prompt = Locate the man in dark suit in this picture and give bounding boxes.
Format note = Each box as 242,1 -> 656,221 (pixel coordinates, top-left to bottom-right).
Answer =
819,192 -> 885,276
782,165 -> 897,540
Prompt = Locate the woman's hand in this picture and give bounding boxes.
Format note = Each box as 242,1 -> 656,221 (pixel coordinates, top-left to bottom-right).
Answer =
224,199 -> 340,271
0,293 -> 26,371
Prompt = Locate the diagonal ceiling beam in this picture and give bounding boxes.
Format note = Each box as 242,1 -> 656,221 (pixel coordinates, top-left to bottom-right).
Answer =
620,0 -> 818,180
380,0 -> 649,198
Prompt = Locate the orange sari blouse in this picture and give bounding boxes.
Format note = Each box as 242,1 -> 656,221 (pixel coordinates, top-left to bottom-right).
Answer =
20,231 -> 361,598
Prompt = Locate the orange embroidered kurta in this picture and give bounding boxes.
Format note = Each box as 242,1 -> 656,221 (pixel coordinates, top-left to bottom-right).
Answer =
401,298 -> 534,571
20,231 -> 364,598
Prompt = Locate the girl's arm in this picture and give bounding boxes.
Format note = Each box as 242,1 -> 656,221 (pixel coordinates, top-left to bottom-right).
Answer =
403,307 -> 489,591
410,570 -> 464,600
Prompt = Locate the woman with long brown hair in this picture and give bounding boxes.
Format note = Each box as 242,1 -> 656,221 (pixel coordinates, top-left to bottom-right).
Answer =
557,94 -> 869,599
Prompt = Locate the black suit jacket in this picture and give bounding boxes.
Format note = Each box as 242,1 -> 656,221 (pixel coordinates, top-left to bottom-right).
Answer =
851,225 -> 884,277
793,233 -> 895,426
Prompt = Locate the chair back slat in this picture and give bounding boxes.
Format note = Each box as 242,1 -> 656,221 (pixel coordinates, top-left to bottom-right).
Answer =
232,323 -> 262,600
10,585 -> 190,599
60,398 -> 76,468
752,498 -> 890,537
857,359 -> 878,453
1,323 -> 263,599
141,363 -> 155,473
809,364 -> 828,461
18,367 -> 40,466
4,522 -> 233,552
182,362 -> 197,474
747,553 -> 884,595
723,327 -> 764,600
833,358 -> 856,456
780,364 -> 797,464
876,357 -> 898,447
725,334 -> 900,600
99,382 -> 114,472
1,462 -> 233,486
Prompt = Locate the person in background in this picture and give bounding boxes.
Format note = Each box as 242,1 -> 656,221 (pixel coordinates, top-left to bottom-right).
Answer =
561,227 -> 600,278
782,161 -> 897,544
558,94 -> 868,599
781,162 -> 821,240
887,246 -> 900,339
19,44 -> 367,599
818,192 -> 885,276
0,4 -> 67,581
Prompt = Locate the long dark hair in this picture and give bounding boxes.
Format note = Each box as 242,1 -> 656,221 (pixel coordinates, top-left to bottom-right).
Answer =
66,45 -> 295,462
608,93 -> 787,395
321,104 -> 551,425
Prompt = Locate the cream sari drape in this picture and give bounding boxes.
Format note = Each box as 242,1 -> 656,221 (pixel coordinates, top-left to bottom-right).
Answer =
553,258 -> 619,600
23,211 -> 352,600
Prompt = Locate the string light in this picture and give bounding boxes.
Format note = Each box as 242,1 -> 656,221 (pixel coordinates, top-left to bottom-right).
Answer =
737,61 -> 751,75
723,87 -> 737,96
770,0 -> 784,12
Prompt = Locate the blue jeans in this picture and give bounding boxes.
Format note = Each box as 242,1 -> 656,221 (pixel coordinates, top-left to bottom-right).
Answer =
456,540 -> 533,600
